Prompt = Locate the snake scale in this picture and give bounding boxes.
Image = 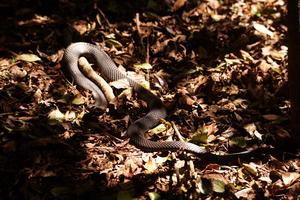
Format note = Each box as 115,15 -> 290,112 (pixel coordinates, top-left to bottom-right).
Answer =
63,42 -> 276,162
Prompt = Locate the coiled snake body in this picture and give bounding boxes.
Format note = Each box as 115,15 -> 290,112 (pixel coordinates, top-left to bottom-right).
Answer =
63,42 -> 272,162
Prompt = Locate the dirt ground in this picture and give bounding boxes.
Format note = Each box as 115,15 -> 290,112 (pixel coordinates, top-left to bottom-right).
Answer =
0,0 -> 299,199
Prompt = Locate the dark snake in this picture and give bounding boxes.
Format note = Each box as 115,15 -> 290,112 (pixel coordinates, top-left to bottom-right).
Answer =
63,42 -> 281,162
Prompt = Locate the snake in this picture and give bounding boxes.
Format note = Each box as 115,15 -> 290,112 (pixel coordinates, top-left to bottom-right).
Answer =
63,42 -> 281,162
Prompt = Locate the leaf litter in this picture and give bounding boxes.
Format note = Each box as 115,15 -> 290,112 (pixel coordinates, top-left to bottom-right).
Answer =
0,0 -> 298,199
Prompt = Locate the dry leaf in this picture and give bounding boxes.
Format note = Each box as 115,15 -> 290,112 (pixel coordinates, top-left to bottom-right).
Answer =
242,163 -> 258,176
244,123 -> 262,140
204,123 -> 219,135
253,22 -> 274,37
282,172 -> 300,186
110,78 -> 130,89
85,143 -> 95,148
149,124 -> 167,135
258,60 -> 272,72
262,114 -> 280,121
16,53 -> 41,62
144,156 -> 158,173
10,65 -> 27,79
133,63 -> 153,70
72,95 -> 85,105
235,188 -> 252,199
48,108 -> 65,125
172,0 -> 187,12
64,111 -> 76,121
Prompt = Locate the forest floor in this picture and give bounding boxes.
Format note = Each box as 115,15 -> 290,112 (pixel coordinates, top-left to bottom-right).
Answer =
0,0 -> 299,199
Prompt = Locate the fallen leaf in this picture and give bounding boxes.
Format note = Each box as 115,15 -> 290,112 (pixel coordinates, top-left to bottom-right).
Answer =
211,179 -> 226,193
9,65 -> 27,79
144,156 -> 158,173
258,60 -> 272,72
282,172 -> 300,186
64,111 -> 76,121
48,108 -> 65,125
204,123 -> 219,135
110,78 -> 130,89
149,123 -> 167,135
235,188 -> 252,199
105,38 -> 123,48
133,63 -> 153,70
259,176 -> 272,184
172,0 -> 187,12
262,114 -> 280,121
191,132 -> 209,144
85,143 -> 95,148
72,95 -> 86,105
148,192 -> 160,200
244,123 -> 262,140
16,53 -> 41,62
253,22 -> 274,37
117,190 -> 132,200
242,163 -> 258,176
229,136 -> 247,148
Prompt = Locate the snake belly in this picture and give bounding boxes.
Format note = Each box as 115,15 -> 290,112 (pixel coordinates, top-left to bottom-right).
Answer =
63,42 -> 208,155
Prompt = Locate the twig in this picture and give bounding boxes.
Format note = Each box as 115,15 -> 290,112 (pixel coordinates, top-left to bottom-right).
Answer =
146,36 -> 150,63
93,2 -> 111,28
135,13 -> 147,63
171,121 -> 185,142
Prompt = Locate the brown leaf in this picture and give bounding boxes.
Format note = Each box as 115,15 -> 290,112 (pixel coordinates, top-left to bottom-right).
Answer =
258,60 -> 272,72
262,114 -> 280,121
144,156 -> 158,173
9,65 -> 27,79
244,123 -> 262,140
282,172 -> 300,186
172,0 -> 187,12
242,163 -> 258,176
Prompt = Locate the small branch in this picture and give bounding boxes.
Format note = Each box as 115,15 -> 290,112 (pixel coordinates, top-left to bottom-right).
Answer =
171,121 -> 185,142
135,13 -> 147,63
93,1 -> 111,28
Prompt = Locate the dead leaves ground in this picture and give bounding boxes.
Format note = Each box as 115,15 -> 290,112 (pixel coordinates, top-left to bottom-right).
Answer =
0,0 -> 299,199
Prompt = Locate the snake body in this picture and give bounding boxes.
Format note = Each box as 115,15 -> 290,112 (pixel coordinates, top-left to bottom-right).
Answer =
63,42 -> 273,161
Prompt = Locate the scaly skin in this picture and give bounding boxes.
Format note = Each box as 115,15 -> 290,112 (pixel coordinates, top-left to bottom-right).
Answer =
63,42 -> 279,162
